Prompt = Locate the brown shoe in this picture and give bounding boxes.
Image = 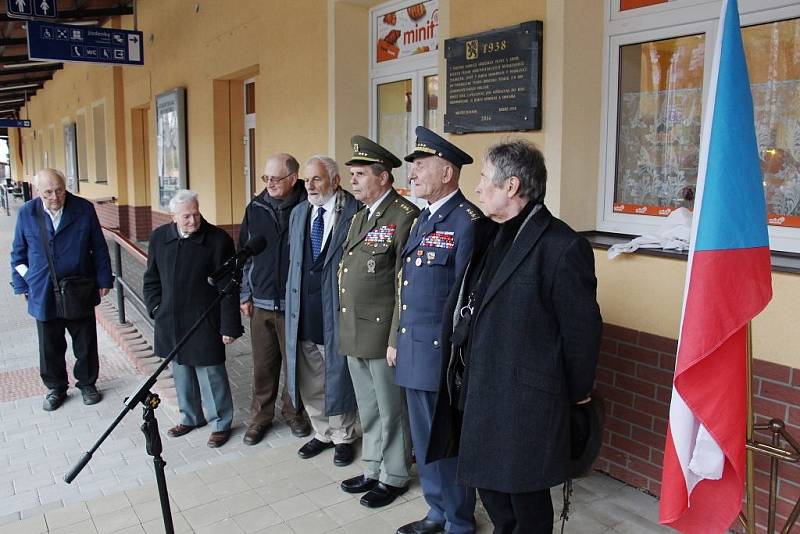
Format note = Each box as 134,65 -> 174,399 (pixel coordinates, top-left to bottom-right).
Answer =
207,430 -> 231,448
288,417 -> 311,438
167,424 -> 203,438
243,423 -> 271,445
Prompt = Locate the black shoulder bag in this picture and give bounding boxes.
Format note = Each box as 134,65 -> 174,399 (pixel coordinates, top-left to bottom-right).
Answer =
37,209 -> 97,320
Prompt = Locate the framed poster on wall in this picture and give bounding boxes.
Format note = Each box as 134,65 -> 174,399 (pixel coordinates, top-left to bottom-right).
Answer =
155,87 -> 187,211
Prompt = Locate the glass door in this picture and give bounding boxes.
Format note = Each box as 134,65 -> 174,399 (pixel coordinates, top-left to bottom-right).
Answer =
371,67 -> 438,199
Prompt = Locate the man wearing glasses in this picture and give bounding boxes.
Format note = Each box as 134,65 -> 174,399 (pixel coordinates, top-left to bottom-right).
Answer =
239,153 -> 311,445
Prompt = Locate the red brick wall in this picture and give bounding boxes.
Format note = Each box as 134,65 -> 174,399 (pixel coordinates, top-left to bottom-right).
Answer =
92,200 -> 120,230
151,210 -> 171,230
124,205 -> 153,241
595,323 -> 800,532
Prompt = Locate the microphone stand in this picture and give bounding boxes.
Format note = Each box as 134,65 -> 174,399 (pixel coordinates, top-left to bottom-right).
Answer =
63,261 -> 243,534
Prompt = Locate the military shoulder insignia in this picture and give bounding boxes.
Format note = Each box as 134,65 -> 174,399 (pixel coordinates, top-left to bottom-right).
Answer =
464,206 -> 481,221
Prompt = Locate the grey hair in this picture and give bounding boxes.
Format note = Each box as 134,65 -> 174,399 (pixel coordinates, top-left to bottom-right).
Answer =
305,155 -> 340,182
34,168 -> 67,189
168,189 -> 199,213
369,162 -> 394,184
268,153 -> 299,176
484,140 -> 547,203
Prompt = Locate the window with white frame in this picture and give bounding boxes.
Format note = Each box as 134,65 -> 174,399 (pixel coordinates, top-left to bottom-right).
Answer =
598,0 -> 800,252
370,0 -> 439,196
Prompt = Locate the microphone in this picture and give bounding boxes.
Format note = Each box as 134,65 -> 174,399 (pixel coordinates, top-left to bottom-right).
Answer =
207,235 -> 267,286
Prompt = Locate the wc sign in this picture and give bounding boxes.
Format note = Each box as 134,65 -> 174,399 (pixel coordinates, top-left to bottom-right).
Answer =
6,0 -> 59,19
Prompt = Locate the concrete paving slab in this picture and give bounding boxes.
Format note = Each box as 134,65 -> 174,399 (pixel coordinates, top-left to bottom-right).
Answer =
0,201 -> 667,533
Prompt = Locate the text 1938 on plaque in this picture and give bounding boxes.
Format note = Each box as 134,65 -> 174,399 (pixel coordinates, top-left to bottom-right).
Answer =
444,20 -> 543,134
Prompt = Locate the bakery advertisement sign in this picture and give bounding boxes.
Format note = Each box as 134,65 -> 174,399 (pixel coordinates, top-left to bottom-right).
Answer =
375,1 -> 438,63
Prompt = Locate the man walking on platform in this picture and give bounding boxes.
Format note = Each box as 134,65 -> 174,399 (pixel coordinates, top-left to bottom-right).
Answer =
11,169 -> 113,411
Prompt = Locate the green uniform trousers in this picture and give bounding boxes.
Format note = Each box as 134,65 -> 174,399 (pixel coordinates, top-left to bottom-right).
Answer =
347,355 -> 412,487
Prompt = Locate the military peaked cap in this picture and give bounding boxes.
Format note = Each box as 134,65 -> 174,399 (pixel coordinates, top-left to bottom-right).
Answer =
345,135 -> 402,168
404,126 -> 473,168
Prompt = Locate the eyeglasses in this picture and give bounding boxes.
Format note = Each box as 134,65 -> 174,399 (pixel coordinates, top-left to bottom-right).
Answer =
260,172 -> 295,184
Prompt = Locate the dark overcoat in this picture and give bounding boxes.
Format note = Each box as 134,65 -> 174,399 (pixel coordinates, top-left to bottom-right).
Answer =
285,188 -> 360,416
143,220 -> 244,366
11,193 -> 113,321
427,205 -> 602,494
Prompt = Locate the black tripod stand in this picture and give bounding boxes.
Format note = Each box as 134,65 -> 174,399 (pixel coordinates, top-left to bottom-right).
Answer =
64,267 -> 242,534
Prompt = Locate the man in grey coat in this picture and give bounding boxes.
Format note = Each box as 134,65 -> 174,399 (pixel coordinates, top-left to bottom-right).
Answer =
285,156 -> 360,466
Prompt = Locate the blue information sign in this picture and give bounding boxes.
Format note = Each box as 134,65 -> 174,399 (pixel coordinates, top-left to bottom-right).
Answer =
6,0 -> 57,19
27,21 -> 144,66
0,119 -> 32,128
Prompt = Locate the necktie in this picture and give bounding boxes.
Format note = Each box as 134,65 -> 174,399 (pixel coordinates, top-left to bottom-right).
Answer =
419,207 -> 430,223
311,207 -> 326,260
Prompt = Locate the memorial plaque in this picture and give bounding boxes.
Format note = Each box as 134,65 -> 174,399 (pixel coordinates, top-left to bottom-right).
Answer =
444,20 -> 543,133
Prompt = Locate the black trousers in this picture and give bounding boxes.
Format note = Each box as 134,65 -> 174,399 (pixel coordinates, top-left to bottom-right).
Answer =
36,315 -> 99,391
478,487 -> 553,534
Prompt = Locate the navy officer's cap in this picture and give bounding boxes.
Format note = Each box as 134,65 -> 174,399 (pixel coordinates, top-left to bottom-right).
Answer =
404,126 -> 473,168
345,135 -> 402,168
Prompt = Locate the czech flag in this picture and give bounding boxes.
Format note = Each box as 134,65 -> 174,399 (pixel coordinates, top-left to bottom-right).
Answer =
659,0 -> 773,532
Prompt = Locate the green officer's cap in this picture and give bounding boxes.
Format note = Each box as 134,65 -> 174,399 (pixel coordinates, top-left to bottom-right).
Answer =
345,135 -> 402,168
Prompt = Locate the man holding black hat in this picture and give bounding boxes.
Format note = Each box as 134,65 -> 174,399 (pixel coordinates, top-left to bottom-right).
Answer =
393,127 -> 480,534
427,139 -> 602,533
338,136 -> 419,508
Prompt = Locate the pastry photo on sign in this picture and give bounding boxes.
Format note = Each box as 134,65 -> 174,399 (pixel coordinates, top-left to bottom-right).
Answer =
375,0 -> 439,63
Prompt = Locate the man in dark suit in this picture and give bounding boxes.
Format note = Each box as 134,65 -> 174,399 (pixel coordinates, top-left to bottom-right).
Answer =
338,136 -> 420,508
285,155 -> 360,467
393,127 -> 480,534
143,190 -> 244,448
11,169 -> 113,411
428,140 -> 602,533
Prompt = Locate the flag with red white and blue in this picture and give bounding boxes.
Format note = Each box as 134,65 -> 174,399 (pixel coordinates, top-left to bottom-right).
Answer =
659,0 -> 773,532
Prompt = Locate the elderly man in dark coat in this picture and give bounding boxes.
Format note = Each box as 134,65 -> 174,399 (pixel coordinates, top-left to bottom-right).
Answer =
11,169 -> 113,411
143,190 -> 244,448
285,155 -> 360,467
428,140 -> 602,533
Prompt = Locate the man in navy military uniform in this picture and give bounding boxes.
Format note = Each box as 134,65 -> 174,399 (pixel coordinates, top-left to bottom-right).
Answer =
392,127 -> 481,534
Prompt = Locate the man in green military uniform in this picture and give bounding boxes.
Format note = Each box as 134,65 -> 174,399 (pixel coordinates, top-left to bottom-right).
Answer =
338,136 -> 420,508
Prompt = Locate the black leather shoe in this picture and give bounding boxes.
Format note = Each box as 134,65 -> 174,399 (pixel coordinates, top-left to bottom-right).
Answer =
340,474 -> 378,494
43,389 -> 66,411
396,518 -> 445,534
333,443 -> 354,466
298,438 -> 334,459
360,482 -> 408,508
243,423 -> 271,445
79,385 -> 101,405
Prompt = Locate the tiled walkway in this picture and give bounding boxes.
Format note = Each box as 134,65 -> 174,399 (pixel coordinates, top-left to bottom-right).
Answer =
0,198 -> 669,533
